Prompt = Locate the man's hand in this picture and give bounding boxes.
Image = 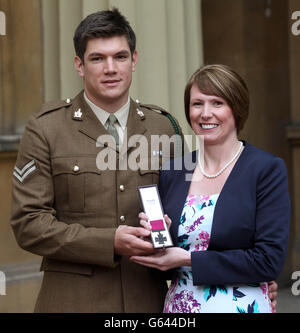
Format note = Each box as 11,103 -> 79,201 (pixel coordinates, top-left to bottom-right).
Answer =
114,225 -> 155,257
139,212 -> 172,229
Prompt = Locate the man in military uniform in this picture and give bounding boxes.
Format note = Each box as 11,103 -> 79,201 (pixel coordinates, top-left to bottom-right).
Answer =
10,8 -> 277,312
10,8 -> 183,313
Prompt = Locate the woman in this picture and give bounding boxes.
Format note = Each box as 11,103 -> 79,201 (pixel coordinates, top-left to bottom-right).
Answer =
131,64 -> 290,313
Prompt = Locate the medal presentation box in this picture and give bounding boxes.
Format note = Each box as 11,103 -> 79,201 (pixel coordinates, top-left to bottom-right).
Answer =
138,185 -> 173,249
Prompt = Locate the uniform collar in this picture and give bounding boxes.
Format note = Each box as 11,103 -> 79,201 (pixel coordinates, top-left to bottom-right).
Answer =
83,92 -> 130,129
71,91 -> 147,154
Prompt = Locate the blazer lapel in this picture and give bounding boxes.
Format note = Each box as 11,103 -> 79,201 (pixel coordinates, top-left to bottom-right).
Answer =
168,143 -> 250,249
208,141 -> 248,249
169,151 -> 197,245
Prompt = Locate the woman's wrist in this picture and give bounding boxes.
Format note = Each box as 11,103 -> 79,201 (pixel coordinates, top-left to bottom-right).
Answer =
180,250 -> 192,267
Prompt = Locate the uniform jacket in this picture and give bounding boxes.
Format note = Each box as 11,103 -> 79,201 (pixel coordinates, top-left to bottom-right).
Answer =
159,142 -> 290,286
10,91 -> 183,313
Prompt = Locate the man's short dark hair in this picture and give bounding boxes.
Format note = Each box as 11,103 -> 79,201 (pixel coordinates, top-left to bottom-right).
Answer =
73,8 -> 136,62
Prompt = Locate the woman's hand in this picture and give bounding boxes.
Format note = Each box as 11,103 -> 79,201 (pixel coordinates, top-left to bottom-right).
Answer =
268,281 -> 278,313
130,246 -> 191,271
133,212 -> 182,271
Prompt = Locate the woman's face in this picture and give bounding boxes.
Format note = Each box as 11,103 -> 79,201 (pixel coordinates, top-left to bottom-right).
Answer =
189,84 -> 237,145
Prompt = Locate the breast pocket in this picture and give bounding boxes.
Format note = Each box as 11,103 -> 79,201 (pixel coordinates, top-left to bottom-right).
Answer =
51,156 -> 102,212
138,169 -> 160,186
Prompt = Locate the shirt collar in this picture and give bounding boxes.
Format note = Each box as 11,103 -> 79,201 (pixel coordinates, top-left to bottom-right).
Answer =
83,92 -> 130,128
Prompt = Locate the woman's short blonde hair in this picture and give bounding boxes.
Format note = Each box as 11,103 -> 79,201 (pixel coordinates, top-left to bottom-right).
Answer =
184,64 -> 249,134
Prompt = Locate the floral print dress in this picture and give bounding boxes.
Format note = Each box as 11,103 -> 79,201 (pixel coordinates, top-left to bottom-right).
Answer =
163,194 -> 272,313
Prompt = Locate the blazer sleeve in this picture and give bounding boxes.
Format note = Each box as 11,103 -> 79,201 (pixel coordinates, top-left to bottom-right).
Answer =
10,115 -> 118,268
191,157 -> 291,285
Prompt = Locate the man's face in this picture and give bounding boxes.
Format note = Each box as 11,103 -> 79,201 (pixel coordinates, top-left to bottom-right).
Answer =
75,35 -> 137,112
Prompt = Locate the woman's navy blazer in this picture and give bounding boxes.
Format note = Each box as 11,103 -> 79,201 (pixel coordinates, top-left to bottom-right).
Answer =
159,141 -> 290,286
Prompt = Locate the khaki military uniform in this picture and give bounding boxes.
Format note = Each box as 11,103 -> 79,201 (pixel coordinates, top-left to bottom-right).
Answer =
10,91 -> 184,313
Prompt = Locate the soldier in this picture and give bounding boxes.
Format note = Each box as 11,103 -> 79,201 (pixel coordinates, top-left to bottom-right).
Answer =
10,8 -> 277,313
10,8 -> 183,313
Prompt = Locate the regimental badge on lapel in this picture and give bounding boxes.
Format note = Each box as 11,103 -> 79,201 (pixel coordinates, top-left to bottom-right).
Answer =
136,109 -> 145,120
74,108 -> 82,119
135,99 -> 145,120
13,160 -> 38,183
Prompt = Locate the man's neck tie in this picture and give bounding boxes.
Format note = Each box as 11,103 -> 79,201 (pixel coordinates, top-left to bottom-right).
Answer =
106,114 -> 120,150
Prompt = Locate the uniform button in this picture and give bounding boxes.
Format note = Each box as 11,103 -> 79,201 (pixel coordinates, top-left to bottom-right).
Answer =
120,216 -> 126,223
73,165 -> 80,173
120,185 -> 125,192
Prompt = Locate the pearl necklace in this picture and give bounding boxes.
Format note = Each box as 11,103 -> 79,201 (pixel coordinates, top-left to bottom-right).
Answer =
198,141 -> 243,179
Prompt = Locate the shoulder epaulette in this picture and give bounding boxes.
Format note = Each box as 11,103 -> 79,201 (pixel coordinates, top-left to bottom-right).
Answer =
138,101 -> 183,157
139,103 -> 168,115
35,98 -> 72,118
139,102 -> 176,127
139,103 -> 181,137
